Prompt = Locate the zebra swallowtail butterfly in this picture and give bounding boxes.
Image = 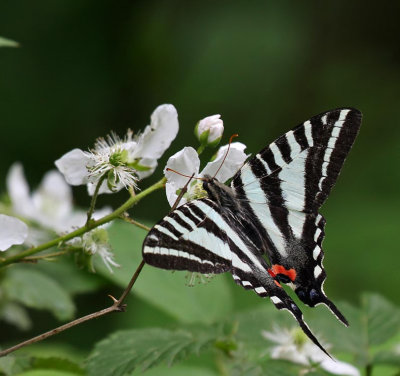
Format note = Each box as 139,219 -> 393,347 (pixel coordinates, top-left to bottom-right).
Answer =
143,108 -> 362,356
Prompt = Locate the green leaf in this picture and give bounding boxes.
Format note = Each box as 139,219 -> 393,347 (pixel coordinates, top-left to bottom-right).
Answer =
0,302 -> 32,330
140,364 -> 218,376
35,258 -> 106,295
86,326 -> 223,376
0,356 -> 15,376
100,221 -> 233,323
0,36 -> 19,47
14,371 -> 81,376
362,293 -> 400,346
2,266 -> 75,321
230,359 -> 304,376
313,293 -> 400,366
32,357 -> 85,374
372,349 -> 400,366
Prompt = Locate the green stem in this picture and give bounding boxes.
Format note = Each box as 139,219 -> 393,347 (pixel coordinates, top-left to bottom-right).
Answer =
0,177 -> 166,268
86,172 -> 108,225
197,143 -> 206,155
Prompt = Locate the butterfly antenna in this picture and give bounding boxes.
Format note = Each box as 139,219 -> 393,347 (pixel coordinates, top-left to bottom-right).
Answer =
170,173 -> 195,211
165,168 -> 205,181
212,134 -> 239,179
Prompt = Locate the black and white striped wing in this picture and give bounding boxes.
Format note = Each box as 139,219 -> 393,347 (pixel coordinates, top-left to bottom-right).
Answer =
231,108 -> 362,325
143,197 -> 331,356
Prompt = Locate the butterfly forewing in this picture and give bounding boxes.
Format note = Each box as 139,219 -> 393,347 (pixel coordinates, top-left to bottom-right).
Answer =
231,108 -> 361,325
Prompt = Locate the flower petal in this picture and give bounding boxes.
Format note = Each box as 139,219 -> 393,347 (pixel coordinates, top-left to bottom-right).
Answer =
31,171 -> 73,228
133,104 -> 179,160
164,146 -> 200,188
6,163 -> 34,218
134,158 -> 158,180
0,214 -> 28,251
55,148 -> 93,185
165,181 -> 188,208
319,358 -> 360,376
201,142 -> 248,182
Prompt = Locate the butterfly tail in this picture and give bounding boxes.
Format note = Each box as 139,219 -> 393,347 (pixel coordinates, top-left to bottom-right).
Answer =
320,296 -> 349,327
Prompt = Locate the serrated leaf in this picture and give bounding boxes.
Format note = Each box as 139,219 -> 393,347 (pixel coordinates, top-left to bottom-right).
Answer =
313,293 -> 400,366
86,326 -> 222,376
362,294 -> 400,346
99,221 -> 233,323
2,266 -> 75,321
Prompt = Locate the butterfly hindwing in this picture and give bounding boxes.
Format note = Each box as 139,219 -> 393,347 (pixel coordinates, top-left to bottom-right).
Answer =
231,108 -> 362,325
143,182 -> 331,356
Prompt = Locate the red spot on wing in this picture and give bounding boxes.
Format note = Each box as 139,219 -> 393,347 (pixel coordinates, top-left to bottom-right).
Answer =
274,280 -> 282,287
267,268 -> 276,278
271,264 -> 297,282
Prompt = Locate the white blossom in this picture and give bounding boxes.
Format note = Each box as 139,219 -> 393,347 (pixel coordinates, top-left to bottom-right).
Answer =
68,228 -> 119,272
164,142 -> 248,207
0,214 -> 28,251
195,114 -> 224,146
6,163 -> 111,239
262,326 -> 360,376
55,104 -> 179,195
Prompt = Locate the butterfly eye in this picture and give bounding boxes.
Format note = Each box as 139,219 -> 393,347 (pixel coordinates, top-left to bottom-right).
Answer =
310,289 -> 319,302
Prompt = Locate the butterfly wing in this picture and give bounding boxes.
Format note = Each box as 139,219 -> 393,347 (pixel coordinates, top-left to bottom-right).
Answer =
143,196 -> 331,356
231,108 -> 362,325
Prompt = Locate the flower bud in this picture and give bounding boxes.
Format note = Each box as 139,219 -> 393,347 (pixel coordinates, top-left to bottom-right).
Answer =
195,114 -> 224,148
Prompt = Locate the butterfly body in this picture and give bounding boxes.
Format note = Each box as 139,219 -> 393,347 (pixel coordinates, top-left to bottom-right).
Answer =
143,108 -> 362,355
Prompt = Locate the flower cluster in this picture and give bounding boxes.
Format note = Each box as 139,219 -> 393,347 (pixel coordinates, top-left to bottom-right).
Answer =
164,142 -> 248,207
55,104 -> 178,195
1,105 -> 246,274
1,104 -> 180,272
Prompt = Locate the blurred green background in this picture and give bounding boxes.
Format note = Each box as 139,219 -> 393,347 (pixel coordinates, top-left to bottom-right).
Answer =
1,0 -> 399,371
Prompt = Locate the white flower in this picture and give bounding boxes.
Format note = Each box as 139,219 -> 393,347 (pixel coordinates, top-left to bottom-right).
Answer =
164,142 -> 248,207
55,104 -> 179,195
195,114 -> 224,146
69,228 -> 119,272
262,326 -> 360,376
0,214 -> 28,251
6,163 -> 111,239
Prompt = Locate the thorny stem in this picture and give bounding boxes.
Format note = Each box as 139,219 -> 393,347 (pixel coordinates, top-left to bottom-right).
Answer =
0,260 -> 146,358
86,172 -> 108,225
0,177 -> 167,268
120,215 -> 151,231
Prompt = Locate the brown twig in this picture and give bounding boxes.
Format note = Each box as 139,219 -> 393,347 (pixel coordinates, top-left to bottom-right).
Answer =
0,259 -> 145,358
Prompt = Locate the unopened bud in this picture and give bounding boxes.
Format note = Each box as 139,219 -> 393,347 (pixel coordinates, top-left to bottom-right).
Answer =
195,114 -> 224,148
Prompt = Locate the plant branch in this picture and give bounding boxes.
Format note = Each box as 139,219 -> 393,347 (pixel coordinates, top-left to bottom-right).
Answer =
0,259 -> 146,358
0,177 -> 166,268
120,215 -> 151,231
86,172 -> 108,225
